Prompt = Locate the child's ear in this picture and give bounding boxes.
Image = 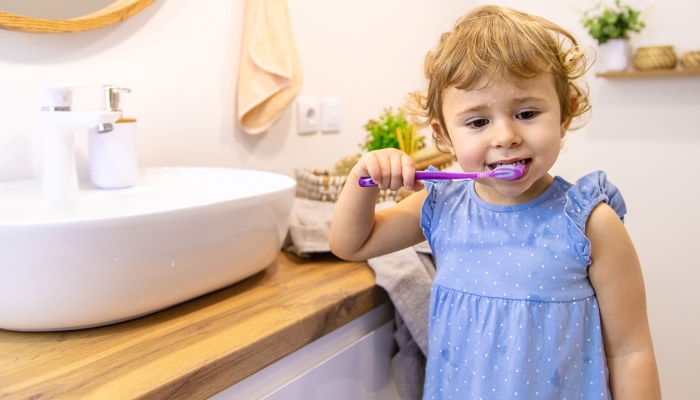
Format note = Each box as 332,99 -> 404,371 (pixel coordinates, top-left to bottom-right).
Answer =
560,95 -> 578,137
431,122 -> 456,156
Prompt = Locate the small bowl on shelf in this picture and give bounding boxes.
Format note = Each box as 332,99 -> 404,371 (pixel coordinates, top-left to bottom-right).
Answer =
632,46 -> 677,70
681,50 -> 700,69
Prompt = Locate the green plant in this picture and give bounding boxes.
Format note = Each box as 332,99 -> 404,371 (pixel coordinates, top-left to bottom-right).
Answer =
582,0 -> 645,45
360,108 -> 424,155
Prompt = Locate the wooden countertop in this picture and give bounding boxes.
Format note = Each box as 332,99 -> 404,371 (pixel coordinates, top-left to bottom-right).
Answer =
0,252 -> 389,399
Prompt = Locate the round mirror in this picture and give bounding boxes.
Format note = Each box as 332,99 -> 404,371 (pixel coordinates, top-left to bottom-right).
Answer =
0,0 -> 156,33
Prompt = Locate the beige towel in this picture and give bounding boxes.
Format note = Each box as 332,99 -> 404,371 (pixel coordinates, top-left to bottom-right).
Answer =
237,0 -> 303,135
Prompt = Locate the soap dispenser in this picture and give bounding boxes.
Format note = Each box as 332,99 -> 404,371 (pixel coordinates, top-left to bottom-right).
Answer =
88,85 -> 138,189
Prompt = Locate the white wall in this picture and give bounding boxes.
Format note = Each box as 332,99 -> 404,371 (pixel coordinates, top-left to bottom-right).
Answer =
0,0 -> 472,183
0,0 -> 697,398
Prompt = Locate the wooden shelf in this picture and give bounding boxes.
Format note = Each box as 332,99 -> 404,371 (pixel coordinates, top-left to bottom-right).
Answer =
596,68 -> 700,78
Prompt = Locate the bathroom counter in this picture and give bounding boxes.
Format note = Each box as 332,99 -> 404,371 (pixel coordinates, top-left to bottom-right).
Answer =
0,252 -> 389,399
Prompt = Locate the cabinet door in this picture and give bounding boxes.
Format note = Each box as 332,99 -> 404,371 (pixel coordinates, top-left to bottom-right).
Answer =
264,320 -> 399,400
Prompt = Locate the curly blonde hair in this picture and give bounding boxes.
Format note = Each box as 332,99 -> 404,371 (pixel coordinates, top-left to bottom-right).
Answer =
404,5 -> 592,153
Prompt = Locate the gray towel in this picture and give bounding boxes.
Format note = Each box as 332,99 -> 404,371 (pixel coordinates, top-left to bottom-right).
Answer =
367,247 -> 432,356
284,198 -> 336,257
392,312 -> 427,400
283,198 -> 435,400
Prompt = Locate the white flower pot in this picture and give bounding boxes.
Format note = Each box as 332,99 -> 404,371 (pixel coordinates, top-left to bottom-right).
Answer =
603,38 -> 630,72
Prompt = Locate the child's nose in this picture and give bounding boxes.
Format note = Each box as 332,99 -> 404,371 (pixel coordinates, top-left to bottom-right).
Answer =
490,122 -> 521,148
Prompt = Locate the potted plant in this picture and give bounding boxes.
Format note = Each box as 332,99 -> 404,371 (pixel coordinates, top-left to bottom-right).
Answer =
360,108 -> 424,155
334,108 -> 425,177
582,0 -> 646,71
357,107 -> 454,173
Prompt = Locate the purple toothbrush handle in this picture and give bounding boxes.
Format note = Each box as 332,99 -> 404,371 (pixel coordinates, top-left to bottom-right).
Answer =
357,165 -> 523,187
414,171 -> 483,180
358,176 -> 379,187
358,171 -> 482,187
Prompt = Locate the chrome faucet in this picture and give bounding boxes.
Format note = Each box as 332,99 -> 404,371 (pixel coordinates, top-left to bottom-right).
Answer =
39,83 -> 121,199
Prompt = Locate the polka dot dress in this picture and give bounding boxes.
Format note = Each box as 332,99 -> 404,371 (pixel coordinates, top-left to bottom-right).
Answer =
420,169 -> 626,399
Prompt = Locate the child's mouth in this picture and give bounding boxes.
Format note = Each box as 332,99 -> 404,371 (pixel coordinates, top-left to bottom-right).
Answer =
486,158 -> 530,172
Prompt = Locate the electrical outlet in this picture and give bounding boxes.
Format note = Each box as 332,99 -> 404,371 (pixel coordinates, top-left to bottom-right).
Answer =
296,96 -> 319,134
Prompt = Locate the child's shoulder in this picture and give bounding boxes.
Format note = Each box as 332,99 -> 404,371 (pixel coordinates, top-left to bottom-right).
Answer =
555,170 -> 627,266
561,170 -> 626,232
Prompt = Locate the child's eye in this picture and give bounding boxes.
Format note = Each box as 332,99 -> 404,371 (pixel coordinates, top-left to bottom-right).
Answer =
516,110 -> 538,120
467,118 -> 489,128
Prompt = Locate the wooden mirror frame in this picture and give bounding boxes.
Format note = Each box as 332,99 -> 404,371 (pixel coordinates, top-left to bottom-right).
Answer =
0,0 -> 157,33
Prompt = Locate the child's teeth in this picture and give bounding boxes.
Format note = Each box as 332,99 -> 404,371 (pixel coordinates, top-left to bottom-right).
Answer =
495,160 -> 525,168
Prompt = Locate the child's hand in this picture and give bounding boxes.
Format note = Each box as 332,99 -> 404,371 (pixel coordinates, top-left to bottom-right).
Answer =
352,149 -> 424,192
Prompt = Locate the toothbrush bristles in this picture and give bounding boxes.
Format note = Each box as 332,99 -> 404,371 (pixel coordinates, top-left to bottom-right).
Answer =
493,163 -> 525,180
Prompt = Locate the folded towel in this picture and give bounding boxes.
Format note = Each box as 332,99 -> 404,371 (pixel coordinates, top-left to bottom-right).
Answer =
284,198 -> 395,257
283,198 -> 435,399
284,198 -> 336,257
392,312 -> 427,400
237,0 -> 302,135
368,247 -> 433,356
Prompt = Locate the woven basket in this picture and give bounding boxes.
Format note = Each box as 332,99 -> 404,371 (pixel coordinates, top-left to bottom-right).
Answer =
633,46 -> 677,70
681,50 -> 700,68
411,145 -> 456,171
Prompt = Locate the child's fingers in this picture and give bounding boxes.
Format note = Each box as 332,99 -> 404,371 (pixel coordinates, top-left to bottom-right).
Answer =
362,153 -> 382,189
389,153 -> 405,191
375,152 -> 392,190
357,149 -> 412,191
401,154 -> 416,191
354,152 -> 374,178
367,150 -> 391,190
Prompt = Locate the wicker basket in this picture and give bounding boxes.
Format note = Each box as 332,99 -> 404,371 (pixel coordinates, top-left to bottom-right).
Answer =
681,50 -> 700,69
411,145 -> 456,170
633,46 -> 677,70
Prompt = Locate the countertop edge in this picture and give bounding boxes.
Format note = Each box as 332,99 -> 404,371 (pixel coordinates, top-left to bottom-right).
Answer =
144,258 -> 390,399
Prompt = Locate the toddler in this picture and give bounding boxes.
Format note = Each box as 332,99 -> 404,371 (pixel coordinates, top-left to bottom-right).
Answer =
329,5 -> 661,399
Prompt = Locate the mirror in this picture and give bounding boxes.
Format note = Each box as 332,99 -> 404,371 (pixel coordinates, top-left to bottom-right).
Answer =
0,0 -> 156,33
0,0 -> 117,20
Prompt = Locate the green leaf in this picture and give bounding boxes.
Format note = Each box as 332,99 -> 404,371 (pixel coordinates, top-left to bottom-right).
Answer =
359,108 -> 424,154
603,25 -> 621,37
581,1 -> 645,45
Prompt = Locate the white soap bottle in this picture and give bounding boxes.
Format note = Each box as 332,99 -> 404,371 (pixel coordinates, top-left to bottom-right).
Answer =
88,85 -> 138,189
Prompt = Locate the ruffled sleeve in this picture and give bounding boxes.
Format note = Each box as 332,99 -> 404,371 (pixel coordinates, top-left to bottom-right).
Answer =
564,171 -> 627,265
420,166 -> 442,246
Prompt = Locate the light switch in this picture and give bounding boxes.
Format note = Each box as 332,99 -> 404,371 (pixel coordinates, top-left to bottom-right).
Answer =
296,96 -> 319,134
321,97 -> 341,133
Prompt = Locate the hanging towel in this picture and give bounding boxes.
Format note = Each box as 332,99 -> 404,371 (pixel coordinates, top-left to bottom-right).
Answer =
237,0 -> 303,135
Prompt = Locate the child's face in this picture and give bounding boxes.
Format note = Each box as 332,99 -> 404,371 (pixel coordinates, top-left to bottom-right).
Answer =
435,73 -> 570,205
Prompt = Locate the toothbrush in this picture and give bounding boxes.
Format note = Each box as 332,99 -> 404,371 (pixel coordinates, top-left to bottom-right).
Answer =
358,164 -> 525,187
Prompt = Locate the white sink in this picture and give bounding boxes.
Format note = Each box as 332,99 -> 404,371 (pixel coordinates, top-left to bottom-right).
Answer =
0,167 -> 296,331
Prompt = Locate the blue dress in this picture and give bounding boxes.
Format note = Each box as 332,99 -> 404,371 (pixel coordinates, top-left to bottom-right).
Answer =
420,170 -> 626,399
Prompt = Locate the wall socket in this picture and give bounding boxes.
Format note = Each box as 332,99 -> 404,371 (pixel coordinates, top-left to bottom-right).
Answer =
296,96 -> 319,134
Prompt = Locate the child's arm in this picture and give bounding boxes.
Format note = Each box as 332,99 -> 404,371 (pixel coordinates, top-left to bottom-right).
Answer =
329,149 -> 427,261
587,203 -> 662,399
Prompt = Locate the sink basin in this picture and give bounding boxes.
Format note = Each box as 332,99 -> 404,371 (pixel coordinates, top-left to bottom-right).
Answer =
0,167 -> 296,331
